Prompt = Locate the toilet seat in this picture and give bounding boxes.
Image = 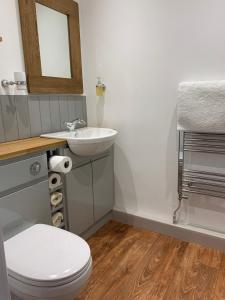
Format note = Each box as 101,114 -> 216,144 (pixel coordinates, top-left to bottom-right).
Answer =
8,260 -> 92,300
8,256 -> 92,287
4,224 -> 91,288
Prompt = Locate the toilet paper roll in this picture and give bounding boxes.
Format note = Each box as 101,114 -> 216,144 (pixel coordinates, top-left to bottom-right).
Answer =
49,156 -> 72,174
48,173 -> 62,190
50,192 -> 63,207
52,212 -> 64,228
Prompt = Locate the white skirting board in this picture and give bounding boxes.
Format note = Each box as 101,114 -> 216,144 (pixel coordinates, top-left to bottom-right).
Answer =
112,209 -> 225,252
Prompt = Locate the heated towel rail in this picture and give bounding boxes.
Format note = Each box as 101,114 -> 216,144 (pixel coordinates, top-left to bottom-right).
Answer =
173,131 -> 225,224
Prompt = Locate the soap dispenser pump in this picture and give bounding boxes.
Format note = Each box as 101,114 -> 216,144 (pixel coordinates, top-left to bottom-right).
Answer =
96,77 -> 106,96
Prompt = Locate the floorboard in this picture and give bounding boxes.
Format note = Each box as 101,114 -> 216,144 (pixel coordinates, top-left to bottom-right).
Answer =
75,220 -> 225,300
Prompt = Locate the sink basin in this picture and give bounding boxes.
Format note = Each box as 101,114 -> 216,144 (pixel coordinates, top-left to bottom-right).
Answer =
41,127 -> 118,156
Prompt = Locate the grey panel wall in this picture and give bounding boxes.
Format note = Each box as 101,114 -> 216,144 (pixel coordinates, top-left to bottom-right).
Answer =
0,95 -> 87,142
1,96 -> 19,142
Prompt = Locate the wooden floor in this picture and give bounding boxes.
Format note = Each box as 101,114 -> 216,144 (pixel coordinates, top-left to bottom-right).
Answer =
76,220 -> 225,300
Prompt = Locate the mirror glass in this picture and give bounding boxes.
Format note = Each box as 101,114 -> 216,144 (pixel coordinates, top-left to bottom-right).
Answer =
36,3 -> 71,78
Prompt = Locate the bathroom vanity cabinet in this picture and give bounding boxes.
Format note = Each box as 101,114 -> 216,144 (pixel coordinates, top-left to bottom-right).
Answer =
0,136 -> 114,238
65,148 -> 114,235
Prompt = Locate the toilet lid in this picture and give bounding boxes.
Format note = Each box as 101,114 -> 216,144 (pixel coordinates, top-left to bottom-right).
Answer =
4,224 -> 91,286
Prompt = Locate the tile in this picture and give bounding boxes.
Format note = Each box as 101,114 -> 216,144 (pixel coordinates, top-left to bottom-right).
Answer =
82,97 -> 88,122
39,95 -> 51,133
0,98 -> 6,142
1,95 -> 19,141
49,96 -> 61,132
0,94 -> 87,142
28,95 -> 42,137
15,95 -> 31,139
59,95 -> 69,130
68,96 -> 76,121
75,96 -> 84,120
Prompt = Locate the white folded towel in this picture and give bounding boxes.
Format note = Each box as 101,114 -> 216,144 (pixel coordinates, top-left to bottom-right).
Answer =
50,192 -> 63,207
177,80 -> 225,133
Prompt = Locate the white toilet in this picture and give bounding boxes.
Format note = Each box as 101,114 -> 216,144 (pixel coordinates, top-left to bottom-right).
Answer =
4,224 -> 92,300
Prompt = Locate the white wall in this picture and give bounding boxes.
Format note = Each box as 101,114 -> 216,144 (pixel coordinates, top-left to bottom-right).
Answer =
2,0 -> 225,232
78,0 -> 225,229
0,0 -> 25,95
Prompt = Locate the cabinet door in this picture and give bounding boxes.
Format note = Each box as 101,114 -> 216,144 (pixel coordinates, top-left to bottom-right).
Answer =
92,155 -> 114,222
0,180 -> 51,240
66,164 -> 94,235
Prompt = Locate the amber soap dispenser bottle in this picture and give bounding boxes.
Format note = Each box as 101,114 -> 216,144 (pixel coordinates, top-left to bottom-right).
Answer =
96,77 -> 106,96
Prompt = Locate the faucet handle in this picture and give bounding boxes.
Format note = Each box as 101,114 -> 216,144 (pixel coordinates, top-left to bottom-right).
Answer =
71,118 -> 86,126
64,122 -> 75,131
64,119 -> 86,131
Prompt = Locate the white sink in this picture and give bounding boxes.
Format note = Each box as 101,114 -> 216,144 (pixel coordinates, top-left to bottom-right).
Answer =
41,127 -> 118,156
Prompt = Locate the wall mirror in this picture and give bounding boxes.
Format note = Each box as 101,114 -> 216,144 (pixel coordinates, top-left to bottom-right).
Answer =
18,0 -> 83,94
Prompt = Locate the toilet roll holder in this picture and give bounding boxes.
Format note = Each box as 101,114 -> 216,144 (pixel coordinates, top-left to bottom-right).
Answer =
1,72 -> 27,89
1,79 -> 26,88
47,149 -> 72,230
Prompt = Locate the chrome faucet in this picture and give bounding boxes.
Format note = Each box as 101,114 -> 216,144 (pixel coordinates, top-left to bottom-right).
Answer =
64,118 -> 86,131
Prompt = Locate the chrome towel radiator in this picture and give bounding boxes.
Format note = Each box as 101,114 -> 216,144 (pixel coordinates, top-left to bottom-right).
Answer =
173,131 -> 225,224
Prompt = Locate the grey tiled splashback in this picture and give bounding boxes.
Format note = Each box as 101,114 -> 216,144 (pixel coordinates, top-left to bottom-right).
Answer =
0,95 -> 87,142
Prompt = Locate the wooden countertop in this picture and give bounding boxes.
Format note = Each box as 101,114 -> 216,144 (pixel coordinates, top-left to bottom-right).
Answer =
0,137 -> 67,160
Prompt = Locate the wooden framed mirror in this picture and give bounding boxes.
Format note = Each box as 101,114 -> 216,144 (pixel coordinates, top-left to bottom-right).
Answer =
18,0 -> 83,94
